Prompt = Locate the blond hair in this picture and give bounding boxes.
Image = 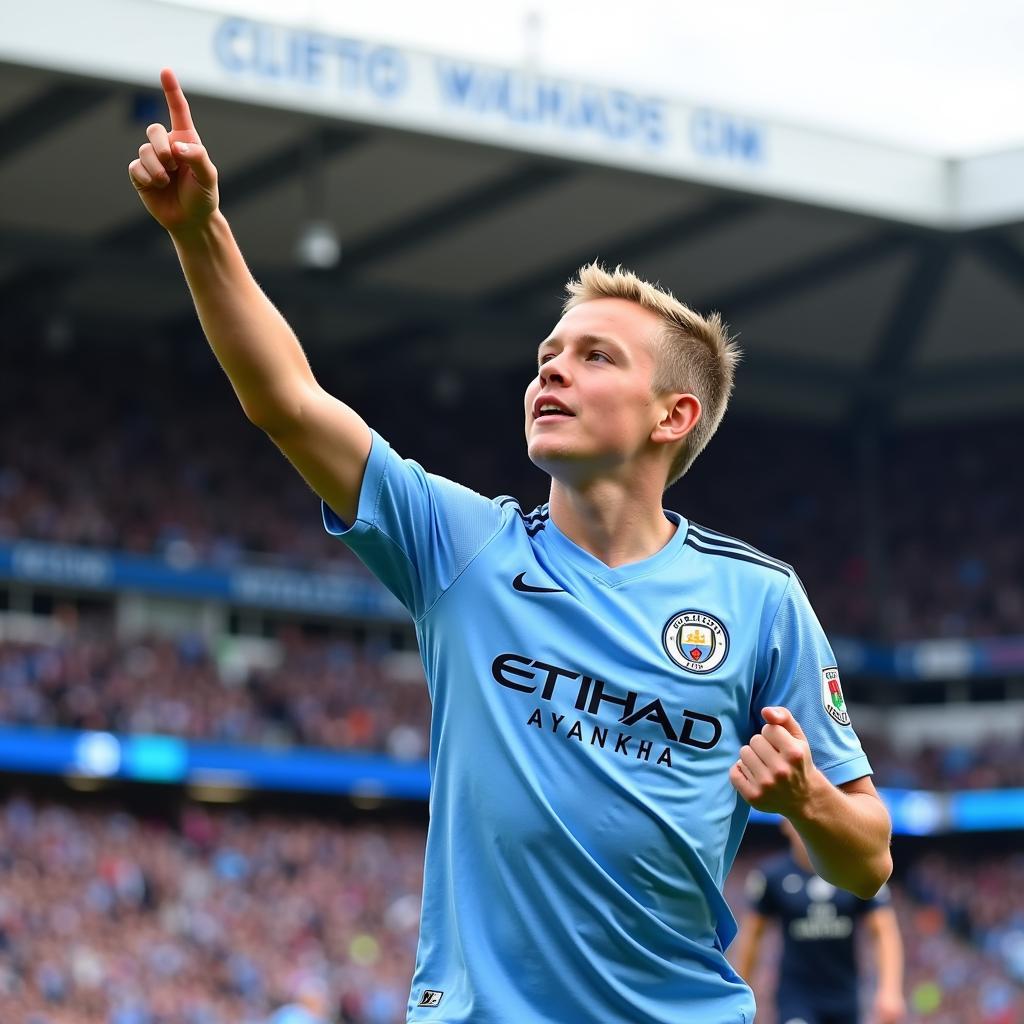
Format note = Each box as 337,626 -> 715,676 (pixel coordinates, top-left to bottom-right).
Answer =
563,262 -> 740,488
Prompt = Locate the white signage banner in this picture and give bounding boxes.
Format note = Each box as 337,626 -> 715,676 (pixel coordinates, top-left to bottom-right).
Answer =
1,0 -> 1019,228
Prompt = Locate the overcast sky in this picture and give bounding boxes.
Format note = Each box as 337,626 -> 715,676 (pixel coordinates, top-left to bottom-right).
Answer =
184,0 -> 1024,155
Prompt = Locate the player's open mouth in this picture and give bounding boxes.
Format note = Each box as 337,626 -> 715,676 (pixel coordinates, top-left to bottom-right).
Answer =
533,398 -> 575,419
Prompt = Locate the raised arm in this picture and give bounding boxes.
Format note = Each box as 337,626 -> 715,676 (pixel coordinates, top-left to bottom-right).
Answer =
128,68 -> 370,525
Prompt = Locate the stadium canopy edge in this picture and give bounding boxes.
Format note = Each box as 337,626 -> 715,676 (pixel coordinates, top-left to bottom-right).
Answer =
4,0 -> 1024,231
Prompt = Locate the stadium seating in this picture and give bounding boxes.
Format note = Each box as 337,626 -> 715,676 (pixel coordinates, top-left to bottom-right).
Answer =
0,631 -> 431,759
0,795 -> 1020,1024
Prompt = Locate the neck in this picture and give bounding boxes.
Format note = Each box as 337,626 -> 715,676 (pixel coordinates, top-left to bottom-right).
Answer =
547,475 -> 676,568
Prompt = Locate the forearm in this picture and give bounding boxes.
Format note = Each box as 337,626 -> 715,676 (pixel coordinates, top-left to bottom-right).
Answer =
171,212 -> 316,430
873,913 -> 904,997
788,775 -> 892,899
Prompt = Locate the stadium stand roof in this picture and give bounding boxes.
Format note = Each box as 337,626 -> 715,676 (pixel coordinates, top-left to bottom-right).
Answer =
2,0 -> 1023,424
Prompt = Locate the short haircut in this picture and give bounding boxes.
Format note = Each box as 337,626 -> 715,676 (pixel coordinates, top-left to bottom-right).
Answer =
563,262 -> 741,488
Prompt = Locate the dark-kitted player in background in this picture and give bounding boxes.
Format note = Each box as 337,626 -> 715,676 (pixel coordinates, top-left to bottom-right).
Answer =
734,819 -> 905,1024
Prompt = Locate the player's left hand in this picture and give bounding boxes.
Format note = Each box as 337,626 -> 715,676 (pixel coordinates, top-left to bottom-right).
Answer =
729,706 -> 824,817
872,989 -> 906,1024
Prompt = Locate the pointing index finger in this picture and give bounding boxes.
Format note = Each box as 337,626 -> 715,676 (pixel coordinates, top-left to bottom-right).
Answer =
160,67 -> 194,132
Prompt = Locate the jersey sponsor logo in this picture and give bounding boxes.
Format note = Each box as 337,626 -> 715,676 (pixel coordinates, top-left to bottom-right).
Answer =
511,571 -> 565,594
417,990 -> 444,1007
788,901 -> 854,940
491,652 -> 723,770
821,667 -> 851,726
662,610 -> 729,674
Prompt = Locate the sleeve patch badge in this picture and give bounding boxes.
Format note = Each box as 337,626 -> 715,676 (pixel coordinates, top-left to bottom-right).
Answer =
418,990 -> 444,1007
821,667 -> 851,726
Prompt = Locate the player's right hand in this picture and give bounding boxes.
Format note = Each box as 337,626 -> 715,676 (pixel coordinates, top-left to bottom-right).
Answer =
128,68 -> 219,235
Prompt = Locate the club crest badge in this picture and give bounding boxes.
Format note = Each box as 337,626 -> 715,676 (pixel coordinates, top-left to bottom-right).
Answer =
662,610 -> 729,674
822,667 -> 851,726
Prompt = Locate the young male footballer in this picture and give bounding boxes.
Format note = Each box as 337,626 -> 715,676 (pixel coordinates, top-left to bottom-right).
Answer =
129,69 -> 893,1024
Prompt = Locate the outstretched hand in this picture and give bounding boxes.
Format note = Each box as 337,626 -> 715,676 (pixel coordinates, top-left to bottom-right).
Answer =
128,68 -> 219,234
729,706 -> 824,817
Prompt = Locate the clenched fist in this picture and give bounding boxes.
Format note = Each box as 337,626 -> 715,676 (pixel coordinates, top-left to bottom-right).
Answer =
730,706 -> 824,817
128,68 -> 219,236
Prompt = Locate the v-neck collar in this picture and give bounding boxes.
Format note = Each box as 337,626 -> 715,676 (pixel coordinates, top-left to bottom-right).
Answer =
540,509 -> 689,588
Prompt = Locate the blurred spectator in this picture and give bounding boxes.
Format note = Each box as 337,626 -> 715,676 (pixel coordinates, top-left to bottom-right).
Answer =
0,795 -> 425,1024
859,732 -> 1024,792
0,628 -> 431,758
0,794 -> 1020,1024
266,977 -> 331,1024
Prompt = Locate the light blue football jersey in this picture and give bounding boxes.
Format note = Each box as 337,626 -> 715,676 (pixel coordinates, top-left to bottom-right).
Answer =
323,431 -> 872,1024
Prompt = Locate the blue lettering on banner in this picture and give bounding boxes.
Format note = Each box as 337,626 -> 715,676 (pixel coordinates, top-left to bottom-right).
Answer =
0,541 -> 406,621
435,61 -> 667,147
10,543 -> 113,588
690,108 -> 765,163
213,18 -> 408,100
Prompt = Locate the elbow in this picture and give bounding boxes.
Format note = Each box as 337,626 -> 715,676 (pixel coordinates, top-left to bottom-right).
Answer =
246,405 -> 292,437
242,386 -> 310,436
242,396 -> 296,434
853,850 -> 893,901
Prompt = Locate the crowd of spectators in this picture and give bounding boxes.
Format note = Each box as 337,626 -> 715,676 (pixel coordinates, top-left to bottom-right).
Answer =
903,852 -> 1024,995
0,794 -> 1020,1024
0,347 -> 366,576
0,795 -> 425,1024
859,731 -> 1024,792
0,628 -> 431,760
1,343 -> 1022,640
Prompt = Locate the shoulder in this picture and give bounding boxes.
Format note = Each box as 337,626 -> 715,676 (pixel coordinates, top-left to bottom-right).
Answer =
685,522 -> 797,583
497,497 -> 550,535
684,522 -> 806,607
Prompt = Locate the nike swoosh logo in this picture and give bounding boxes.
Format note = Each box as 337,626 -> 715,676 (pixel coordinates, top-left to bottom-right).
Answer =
512,572 -> 566,594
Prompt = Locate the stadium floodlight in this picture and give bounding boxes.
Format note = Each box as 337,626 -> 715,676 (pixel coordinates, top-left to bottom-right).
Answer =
295,129 -> 341,269
295,219 -> 342,270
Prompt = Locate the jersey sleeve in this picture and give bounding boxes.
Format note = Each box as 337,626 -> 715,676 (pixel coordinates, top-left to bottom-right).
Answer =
321,430 -> 504,620
753,577 -> 872,787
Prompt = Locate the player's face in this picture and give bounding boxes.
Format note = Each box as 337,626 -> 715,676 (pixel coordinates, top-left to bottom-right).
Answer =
524,298 -> 667,482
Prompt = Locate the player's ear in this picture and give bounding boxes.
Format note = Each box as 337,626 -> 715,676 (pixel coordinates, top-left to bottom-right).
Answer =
651,393 -> 701,446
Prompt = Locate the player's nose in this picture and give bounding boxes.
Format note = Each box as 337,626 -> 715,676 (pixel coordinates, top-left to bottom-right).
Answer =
539,356 -> 571,387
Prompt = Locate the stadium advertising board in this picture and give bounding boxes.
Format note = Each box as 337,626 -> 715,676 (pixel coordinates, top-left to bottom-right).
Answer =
0,540 -> 406,620
2,725 -> 1020,834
